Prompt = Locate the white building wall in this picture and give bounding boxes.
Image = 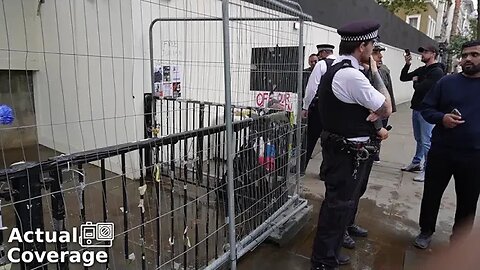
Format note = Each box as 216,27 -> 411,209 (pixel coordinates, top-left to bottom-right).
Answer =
1,0 -> 423,176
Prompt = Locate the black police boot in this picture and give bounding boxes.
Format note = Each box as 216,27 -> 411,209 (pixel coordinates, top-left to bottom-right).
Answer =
413,232 -> 432,249
337,253 -> 351,265
348,224 -> 368,237
342,231 -> 355,249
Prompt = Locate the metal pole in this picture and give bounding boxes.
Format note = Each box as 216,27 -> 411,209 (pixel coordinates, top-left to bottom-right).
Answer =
295,19 -> 304,195
147,20 -> 158,178
221,1 -> 237,269
149,21 -> 156,130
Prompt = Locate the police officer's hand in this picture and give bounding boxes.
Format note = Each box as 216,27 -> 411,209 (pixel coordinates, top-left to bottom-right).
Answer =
376,128 -> 389,140
369,56 -> 378,73
405,54 -> 412,65
442,114 -> 465,128
366,111 -> 380,122
302,109 -> 308,119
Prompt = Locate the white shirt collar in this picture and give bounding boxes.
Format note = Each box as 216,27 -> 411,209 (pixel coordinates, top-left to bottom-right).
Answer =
333,55 -> 361,70
326,54 -> 336,60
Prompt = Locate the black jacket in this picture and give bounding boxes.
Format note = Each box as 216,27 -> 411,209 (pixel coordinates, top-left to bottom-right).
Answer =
302,67 -> 314,97
400,62 -> 445,110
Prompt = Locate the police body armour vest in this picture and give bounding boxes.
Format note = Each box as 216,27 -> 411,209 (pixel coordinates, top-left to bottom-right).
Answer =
317,59 -> 376,138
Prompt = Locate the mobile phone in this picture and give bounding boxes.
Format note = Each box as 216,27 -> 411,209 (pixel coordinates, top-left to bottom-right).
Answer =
404,49 -> 411,56
451,108 -> 462,117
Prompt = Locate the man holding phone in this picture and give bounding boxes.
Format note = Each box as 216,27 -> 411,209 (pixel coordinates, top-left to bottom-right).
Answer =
400,44 -> 445,181
413,40 -> 480,249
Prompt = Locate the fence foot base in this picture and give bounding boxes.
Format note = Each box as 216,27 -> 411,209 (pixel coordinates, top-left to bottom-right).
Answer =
267,200 -> 312,247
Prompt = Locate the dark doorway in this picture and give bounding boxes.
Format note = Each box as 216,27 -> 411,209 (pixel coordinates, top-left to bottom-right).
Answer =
0,70 -> 38,167
250,46 -> 303,93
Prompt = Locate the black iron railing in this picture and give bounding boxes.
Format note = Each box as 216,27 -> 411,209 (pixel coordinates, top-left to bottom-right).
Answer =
0,99 -> 297,270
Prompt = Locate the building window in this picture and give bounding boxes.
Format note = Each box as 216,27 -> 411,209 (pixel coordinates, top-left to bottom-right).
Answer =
406,14 -> 421,30
428,16 -> 436,38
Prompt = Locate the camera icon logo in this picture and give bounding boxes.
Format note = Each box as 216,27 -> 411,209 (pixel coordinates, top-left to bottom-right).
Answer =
79,222 -> 114,248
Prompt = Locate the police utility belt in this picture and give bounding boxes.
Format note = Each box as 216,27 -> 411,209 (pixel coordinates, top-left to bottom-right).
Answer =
321,130 -> 380,160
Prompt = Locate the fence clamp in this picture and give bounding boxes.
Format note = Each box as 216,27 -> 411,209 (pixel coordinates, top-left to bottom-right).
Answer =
183,226 -> 191,247
138,184 -> 147,213
154,164 -> 161,182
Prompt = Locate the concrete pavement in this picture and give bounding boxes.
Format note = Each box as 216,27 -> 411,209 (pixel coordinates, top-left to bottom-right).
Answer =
238,103 -> 480,270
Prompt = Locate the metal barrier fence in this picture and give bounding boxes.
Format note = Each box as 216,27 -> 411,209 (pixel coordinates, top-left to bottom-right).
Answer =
0,100 -> 297,270
0,0 -> 312,269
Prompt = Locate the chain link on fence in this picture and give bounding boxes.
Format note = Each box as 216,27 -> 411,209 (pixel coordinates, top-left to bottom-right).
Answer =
0,0 -> 312,269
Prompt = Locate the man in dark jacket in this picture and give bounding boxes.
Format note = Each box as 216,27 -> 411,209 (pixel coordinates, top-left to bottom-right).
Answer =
400,44 -> 445,182
370,44 -> 396,163
303,54 -> 319,95
414,40 -> 480,249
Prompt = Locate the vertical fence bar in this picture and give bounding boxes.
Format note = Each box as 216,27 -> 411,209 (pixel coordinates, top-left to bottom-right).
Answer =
78,163 -> 86,224
169,143 -> 176,270
78,163 -> 87,270
50,168 -> 68,270
121,154 -> 129,260
182,102 -> 188,269
221,1 -> 237,269
139,148 -> 147,270
253,119 -> 260,229
0,200 -> 6,268
10,163 -> 47,270
214,105 -> 220,259
206,104 -> 211,263
295,19 -> 304,196
167,101 -> 170,136
100,159 -> 110,269
149,21 -> 157,137
196,103 -> 205,269
155,146 -> 161,268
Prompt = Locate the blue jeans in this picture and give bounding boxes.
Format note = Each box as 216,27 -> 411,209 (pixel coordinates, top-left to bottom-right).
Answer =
412,110 -> 434,166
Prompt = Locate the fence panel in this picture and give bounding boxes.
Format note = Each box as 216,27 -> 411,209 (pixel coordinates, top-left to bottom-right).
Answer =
0,0 -> 311,269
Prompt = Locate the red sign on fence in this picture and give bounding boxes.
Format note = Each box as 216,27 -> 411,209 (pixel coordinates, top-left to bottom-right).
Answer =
255,92 -> 295,112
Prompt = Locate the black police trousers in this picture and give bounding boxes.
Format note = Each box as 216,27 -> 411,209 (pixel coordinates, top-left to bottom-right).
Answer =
419,148 -> 480,237
311,136 -> 374,267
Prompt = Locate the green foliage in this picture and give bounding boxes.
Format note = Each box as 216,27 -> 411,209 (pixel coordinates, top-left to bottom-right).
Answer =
376,0 -> 428,15
467,17 -> 477,40
448,18 -> 479,57
448,35 -> 470,56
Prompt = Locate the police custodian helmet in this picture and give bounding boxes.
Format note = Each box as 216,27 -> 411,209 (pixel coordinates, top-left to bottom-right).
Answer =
337,20 -> 380,42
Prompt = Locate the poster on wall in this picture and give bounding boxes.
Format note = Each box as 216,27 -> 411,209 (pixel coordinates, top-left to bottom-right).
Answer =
153,64 -> 182,98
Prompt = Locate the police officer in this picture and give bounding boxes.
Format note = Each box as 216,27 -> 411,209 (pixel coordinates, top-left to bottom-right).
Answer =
341,43 -> 397,250
311,20 -> 392,270
302,44 -> 336,173
303,54 -> 320,94
317,44 -> 336,60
